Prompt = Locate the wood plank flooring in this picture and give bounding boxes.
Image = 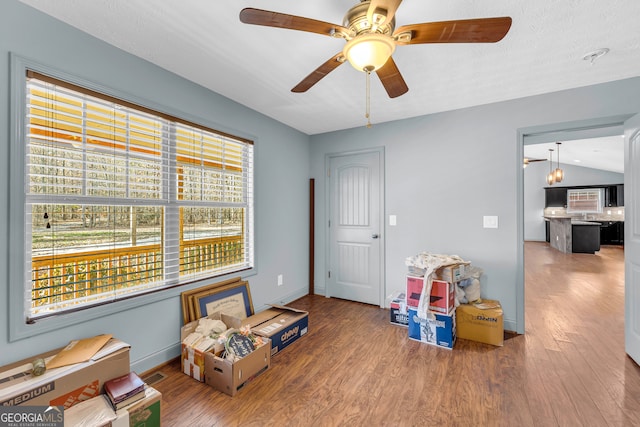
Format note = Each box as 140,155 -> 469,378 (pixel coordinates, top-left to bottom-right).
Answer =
147,242 -> 640,426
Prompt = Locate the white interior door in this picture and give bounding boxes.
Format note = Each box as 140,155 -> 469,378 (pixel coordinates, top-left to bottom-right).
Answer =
625,113 -> 640,365
328,150 -> 383,305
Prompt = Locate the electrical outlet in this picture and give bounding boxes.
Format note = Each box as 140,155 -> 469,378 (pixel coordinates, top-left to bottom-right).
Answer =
277,274 -> 283,286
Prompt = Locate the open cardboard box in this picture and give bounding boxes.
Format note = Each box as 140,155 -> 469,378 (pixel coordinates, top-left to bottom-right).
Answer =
181,312 -> 271,396
180,312 -> 236,382
243,305 -> 308,356
203,340 -> 270,397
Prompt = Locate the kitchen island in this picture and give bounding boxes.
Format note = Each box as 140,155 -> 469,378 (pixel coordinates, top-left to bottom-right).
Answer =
571,221 -> 601,253
545,216 -> 601,254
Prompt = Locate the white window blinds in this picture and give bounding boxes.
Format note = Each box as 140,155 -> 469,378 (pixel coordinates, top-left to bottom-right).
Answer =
25,71 -> 254,320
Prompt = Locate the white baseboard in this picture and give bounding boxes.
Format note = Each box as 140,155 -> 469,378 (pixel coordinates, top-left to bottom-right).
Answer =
131,343 -> 180,374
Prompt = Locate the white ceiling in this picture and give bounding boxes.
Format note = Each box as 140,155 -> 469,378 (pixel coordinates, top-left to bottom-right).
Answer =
18,0 -> 639,172
524,135 -> 624,174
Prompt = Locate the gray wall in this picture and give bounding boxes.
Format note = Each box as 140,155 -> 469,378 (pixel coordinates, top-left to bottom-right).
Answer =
0,1 -> 311,371
3,0 -> 640,370
524,162 -> 623,241
310,78 -> 640,333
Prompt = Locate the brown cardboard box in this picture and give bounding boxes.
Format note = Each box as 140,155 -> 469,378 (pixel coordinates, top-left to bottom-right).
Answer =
434,262 -> 471,283
244,305 -> 308,356
456,299 -> 504,346
180,312 -> 240,381
203,338 -> 271,396
0,339 -> 130,408
181,312 -> 271,396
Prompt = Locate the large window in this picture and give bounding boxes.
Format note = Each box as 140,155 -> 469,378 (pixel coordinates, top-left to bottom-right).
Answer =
566,188 -> 604,214
24,71 -> 254,321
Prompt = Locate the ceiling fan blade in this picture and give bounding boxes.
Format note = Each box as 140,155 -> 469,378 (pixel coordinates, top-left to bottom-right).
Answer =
394,17 -> 512,45
292,53 -> 345,93
376,57 -> 408,98
240,8 -> 349,37
367,0 -> 403,28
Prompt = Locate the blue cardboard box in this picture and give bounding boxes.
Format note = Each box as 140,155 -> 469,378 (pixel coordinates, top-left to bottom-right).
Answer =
246,305 -> 308,356
408,308 -> 456,349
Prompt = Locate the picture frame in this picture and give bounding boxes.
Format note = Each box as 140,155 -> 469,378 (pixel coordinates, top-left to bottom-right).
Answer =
180,276 -> 250,324
192,280 -> 254,321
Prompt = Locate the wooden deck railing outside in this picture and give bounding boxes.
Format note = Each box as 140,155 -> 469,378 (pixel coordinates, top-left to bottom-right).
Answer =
31,234 -> 243,310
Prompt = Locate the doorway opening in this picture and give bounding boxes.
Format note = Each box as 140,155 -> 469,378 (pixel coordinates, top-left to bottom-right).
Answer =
518,115 -> 630,334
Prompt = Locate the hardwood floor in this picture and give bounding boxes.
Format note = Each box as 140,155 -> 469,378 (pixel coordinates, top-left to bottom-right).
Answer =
148,242 -> 640,426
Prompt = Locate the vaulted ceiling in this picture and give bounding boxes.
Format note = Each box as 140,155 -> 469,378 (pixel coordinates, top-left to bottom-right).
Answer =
19,0 -> 640,172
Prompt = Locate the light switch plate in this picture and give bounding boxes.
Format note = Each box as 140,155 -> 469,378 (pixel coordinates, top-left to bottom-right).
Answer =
483,215 -> 498,229
389,215 -> 397,226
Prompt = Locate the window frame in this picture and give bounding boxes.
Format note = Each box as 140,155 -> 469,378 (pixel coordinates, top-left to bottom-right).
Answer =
9,55 -> 257,341
566,188 -> 604,214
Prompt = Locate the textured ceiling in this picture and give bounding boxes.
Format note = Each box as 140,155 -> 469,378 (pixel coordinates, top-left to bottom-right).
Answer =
15,0 -> 638,173
19,0 -> 640,137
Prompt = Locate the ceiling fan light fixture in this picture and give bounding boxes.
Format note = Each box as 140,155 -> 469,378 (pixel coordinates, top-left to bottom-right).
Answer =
343,33 -> 396,72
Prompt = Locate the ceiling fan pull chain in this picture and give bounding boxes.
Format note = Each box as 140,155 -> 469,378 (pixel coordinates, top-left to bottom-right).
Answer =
365,70 -> 372,128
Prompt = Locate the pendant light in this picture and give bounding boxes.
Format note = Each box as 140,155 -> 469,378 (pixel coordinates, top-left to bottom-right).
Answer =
546,148 -> 556,185
554,142 -> 564,183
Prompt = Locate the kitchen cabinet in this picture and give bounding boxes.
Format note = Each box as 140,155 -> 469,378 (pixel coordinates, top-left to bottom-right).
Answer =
617,184 -> 624,206
604,184 -> 625,207
545,184 -> 623,208
545,221 -> 550,243
605,185 -> 617,207
572,222 -> 601,254
545,187 -> 567,207
600,221 -> 624,245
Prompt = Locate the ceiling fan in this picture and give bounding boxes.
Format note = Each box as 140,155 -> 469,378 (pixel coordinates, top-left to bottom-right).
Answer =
239,1 -> 512,98
523,157 -> 547,168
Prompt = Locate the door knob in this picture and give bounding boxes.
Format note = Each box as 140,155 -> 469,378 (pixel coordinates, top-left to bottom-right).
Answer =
372,234 -> 379,239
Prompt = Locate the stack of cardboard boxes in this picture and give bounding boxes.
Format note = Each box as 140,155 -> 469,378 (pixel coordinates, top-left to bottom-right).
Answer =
391,261 -> 505,348
406,264 -> 462,349
0,337 -> 162,427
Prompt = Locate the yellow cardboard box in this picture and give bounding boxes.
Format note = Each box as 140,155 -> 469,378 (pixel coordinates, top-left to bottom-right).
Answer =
456,299 -> 504,346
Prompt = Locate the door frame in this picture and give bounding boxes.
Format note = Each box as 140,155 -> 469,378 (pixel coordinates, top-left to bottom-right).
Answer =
324,147 -> 386,307
624,113 -> 640,363
517,114 -> 634,334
